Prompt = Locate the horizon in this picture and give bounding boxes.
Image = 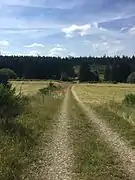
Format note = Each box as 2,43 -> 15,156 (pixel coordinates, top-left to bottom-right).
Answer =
0,0 -> 135,57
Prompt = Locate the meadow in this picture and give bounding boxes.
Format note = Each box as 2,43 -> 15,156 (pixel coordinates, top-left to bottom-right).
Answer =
74,83 -> 135,103
11,81 -> 48,95
74,83 -> 135,147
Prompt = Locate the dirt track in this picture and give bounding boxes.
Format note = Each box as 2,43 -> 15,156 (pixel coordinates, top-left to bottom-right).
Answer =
47,88 -> 73,180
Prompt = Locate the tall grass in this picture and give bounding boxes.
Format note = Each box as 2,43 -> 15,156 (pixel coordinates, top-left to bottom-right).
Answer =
0,91 -> 63,179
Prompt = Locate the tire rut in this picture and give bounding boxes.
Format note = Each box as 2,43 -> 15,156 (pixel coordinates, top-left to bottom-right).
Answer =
72,86 -> 135,180
47,88 -> 73,180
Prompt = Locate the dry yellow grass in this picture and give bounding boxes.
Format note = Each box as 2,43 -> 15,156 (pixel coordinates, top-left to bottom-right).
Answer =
73,83 -> 135,150
74,83 -> 135,104
11,81 -> 48,95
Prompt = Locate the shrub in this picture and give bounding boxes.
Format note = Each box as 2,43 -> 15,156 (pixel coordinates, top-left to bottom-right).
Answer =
112,81 -> 118,84
0,68 -> 17,79
39,87 -> 50,95
127,72 -> 135,83
0,68 -> 17,86
38,82 -> 62,95
123,93 -> 135,105
0,84 -> 28,123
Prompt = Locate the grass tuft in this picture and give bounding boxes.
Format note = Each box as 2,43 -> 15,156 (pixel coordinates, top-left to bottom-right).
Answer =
123,93 -> 135,105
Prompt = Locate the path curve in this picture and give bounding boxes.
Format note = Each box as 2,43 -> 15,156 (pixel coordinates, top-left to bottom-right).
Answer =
71,86 -> 135,180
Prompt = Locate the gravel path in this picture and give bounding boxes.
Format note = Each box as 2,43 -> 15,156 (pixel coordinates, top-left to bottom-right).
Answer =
46,88 -> 73,180
72,86 -> 135,180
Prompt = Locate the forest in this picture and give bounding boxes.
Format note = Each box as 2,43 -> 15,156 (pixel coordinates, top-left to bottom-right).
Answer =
0,55 -> 135,83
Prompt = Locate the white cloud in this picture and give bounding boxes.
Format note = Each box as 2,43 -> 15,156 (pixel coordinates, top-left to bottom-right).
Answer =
48,44 -> 75,57
83,35 -> 124,56
61,23 -> 109,38
102,42 -> 108,46
99,27 -> 108,32
121,27 -> 128,32
114,40 -> 121,44
84,40 -> 91,45
92,40 -> 124,56
68,52 -> 76,56
28,50 -> 40,56
101,36 -> 106,40
49,46 -> 67,56
62,24 -> 91,38
16,51 -> 40,56
24,43 -> 44,48
55,44 -> 61,48
0,40 -> 9,46
2,50 -> 41,56
129,27 -> 135,35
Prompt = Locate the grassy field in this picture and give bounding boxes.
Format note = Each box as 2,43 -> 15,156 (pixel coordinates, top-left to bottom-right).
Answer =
74,83 -> 135,148
11,81 -> 48,95
74,83 -> 135,104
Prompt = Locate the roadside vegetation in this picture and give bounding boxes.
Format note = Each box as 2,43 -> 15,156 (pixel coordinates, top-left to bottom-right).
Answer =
0,77 -> 64,179
69,93 -> 129,180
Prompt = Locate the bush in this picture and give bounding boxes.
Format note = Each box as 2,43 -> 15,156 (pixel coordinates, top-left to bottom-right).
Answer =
123,93 -> 135,105
0,84 -> 28,123
127,72 -> 135,83
0,68 -> 17,79
39,87 -> 50,95
38,82 -> 62,95
112,81 -> 118,84
0,68 -> 17,86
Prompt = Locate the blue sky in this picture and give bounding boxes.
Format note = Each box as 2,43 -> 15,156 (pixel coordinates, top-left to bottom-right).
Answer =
0,0 -> 135,57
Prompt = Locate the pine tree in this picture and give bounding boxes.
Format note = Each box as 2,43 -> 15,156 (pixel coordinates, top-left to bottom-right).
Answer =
79,62 -> 91,82
104,65 -> 112,81
112,61 -> 131,82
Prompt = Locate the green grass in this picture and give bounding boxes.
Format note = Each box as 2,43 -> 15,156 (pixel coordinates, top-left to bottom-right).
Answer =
92,102 -> 135,148
69,93 -> 129,180
74,84 -> 135,148
0,93 -> 63,179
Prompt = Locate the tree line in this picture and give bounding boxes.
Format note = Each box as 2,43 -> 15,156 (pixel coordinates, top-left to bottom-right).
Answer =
0,55 -> 135,83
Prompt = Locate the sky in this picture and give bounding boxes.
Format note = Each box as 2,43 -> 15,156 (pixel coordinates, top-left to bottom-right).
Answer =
0,0 -> 135,57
